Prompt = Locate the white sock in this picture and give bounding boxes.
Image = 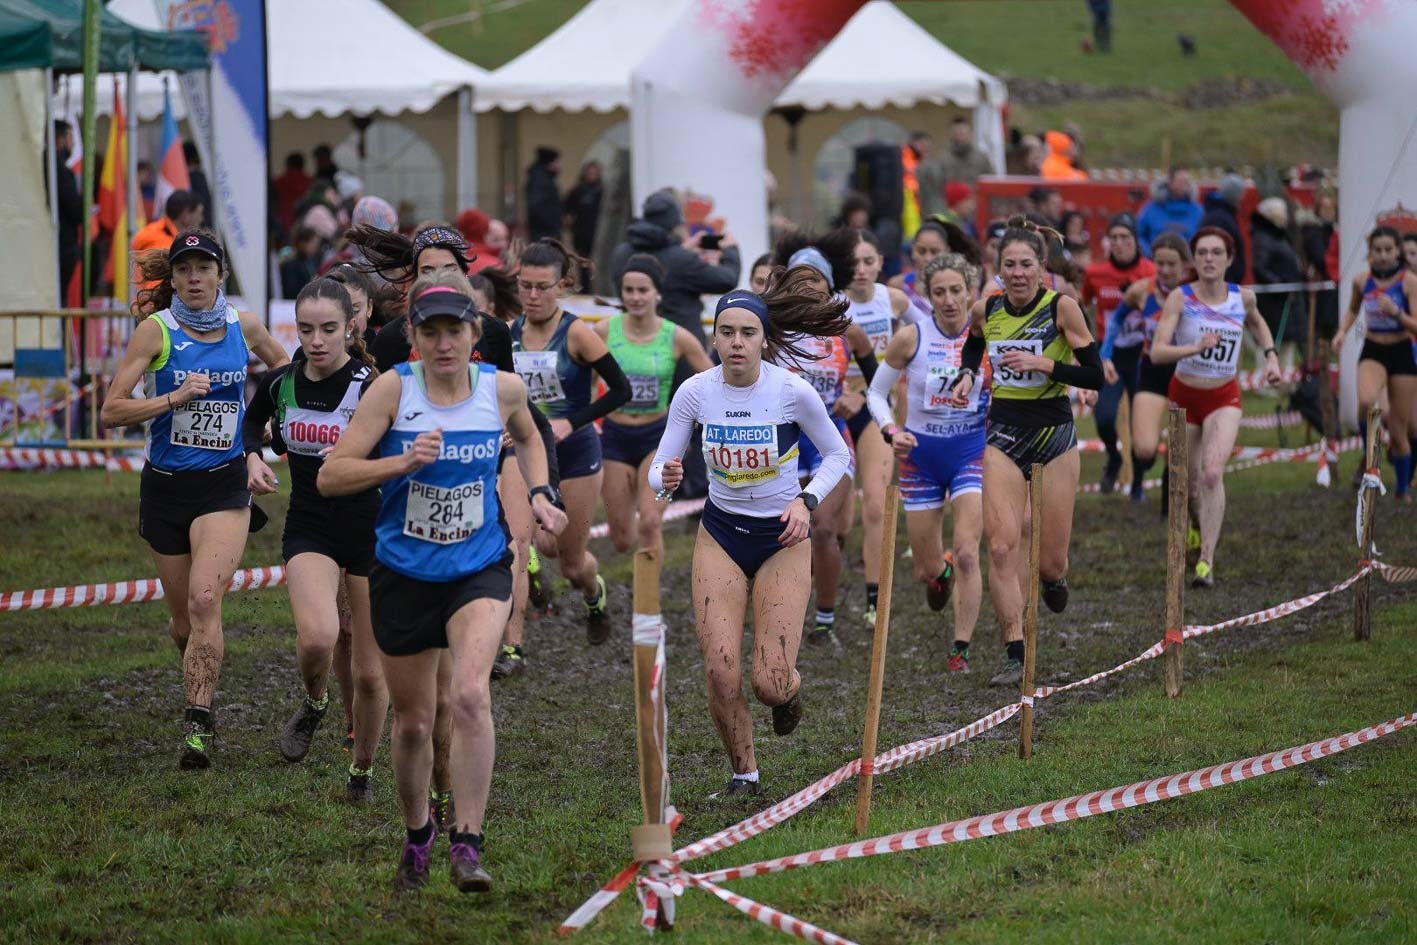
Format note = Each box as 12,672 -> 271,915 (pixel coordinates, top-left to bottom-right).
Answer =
733,769 -> 760,783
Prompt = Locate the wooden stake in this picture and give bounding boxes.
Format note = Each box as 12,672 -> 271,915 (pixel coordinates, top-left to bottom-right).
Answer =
630,549 -> 672,865
854,481 -> 900,836
1019,464 -> 1043,760
1354,405 -> 1382,643
1164,407 -> 1188,698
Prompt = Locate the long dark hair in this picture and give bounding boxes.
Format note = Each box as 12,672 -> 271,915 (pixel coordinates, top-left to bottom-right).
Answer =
996,214 -> 1065,270
769,227 -> 858,292
469,266 -> 521,320
345,222 -> 472,286
294,276 -> 377,371
754,265 -> 852,364
920,217 -> 983,266
132,226 -> 225,318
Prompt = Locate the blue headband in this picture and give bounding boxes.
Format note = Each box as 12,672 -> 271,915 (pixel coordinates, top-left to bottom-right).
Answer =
714,289 -> 770,327
788,247 -> 833,285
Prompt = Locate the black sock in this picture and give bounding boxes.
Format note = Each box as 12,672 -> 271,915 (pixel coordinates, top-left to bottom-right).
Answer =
408,819 -> 434,846
1006,641 -> 1025,663
1132,451 -> 1155,487
866,583 -> 879,608
451,830 -> 484,852
951,640 -> 970,655
511,645 -> 524,656
184,705 -> 212,729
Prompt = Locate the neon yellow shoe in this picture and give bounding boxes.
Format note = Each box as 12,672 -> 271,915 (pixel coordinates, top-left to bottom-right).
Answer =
1186,524 -> 1201,552
526,546 -> 550,610
1192,560 -> 1215,588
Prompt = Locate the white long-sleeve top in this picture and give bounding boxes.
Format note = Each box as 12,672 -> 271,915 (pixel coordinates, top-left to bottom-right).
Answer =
648,362 -> 851,518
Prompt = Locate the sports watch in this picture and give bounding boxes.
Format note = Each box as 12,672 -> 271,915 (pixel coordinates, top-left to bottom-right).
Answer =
529,484 -> 564,510
796,491 -> 819,512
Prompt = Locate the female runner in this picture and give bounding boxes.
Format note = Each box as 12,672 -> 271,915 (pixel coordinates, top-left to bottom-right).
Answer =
1151,228 -> 1283,586
649,274 -> 853,797
598,255 -> 713,559
319,276 -> 567,891
748,253 -> 774,294
869,254 -> 990,673
512,239 -> 631,641
842,230 -> 912,625
1103,233 -> 1190,501
1332,226 -> 1417,501
101,229 -> 288,768
889,220 -> 953,319
949,218 -> 1105,685
777,243 -> 877,644
243,277 -> 388,801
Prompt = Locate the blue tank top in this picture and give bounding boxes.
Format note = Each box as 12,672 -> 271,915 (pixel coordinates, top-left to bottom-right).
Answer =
1139,283 -> 1167,351
510,311 -> 592,420
374,362 -> 506,582
1361,272 -> 1409,333
144,307 -> 249,470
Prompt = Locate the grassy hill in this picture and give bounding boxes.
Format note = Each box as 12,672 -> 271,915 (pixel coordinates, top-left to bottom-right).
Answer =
386,0 -> 1337,170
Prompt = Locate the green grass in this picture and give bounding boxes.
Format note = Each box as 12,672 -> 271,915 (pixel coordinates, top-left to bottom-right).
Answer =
386,0 -> 1337,167
2,432 -> 1414,943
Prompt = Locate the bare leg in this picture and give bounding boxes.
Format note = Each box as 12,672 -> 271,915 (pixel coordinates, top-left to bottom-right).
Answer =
749,540 -> 812,706
808,476 -> 852,613
431,651 -> 453,795
179,508 -> 249,709
332,582 -> 354,731
379,647 -> 442,828
285,553 -> 342,701
601,459 -> 641,554
556,472 -> 604,598
445,596 -> 511,834
982,447 -> 1028,645
948,491 -> 985,643
692,527 -> 754,774
345,574 -> 387,772
855,422 -> 892,587
496,458 -> 533,648
1196,406 -> 1242,565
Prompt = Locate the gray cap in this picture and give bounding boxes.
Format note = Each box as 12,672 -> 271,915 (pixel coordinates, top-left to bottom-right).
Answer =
1218,173 -> 1246,207
643,189 -> 683,232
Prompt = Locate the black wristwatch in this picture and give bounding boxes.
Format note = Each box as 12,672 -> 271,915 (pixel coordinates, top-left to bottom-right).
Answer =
529,484 -> 563,509
796,491 -> 819,512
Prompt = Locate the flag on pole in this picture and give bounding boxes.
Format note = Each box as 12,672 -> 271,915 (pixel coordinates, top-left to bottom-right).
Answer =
154,83 -> 190,214
98,80 -> 130,303
63,84 -> 85,307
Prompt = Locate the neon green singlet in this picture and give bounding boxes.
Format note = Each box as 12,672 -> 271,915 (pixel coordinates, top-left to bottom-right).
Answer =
983,289 -> 1073,402
607,315 -> 676,414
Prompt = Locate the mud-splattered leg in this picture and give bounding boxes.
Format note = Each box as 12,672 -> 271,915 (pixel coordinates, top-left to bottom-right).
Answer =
692,525 -> 754,775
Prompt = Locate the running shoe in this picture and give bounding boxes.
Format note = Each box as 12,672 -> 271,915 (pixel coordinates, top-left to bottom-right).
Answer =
806,622 -> 835,647
988,657 -> 1024,688
1192,561 -> 1215,589
708,776 -> 762,801
1041,578 -> 1070,614
179,721 -> 213,770
772,692 -> 803,736
342,730 -> 355,753
430,790 -> 455,833
585,575 -> 610,644
1186,523 -> 1202,566
526,546 -> 550,611
925,553 -> 954,611
450,842 -> 493,893
395,822 -> 438,892
490,644 -> 526,680
1129,481 -> 1147,503
862,603 -> 877,627
276,697 -> 328,762
947,649 -> 971,674
1100,455 -> 1122,494
347,769 -> 374,805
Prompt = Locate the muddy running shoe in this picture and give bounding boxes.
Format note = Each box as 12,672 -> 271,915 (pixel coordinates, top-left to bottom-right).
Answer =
1186,523 -> 1202,566
526,546 -> 550,611
1100,455 -> 1123,494
1041,578 -> 1070,614
862,603 -> 877,627
490,644 -> 526,680
395,822 -> 437,891
430,790 -> 454,833
988,658 -> 1024,688
585,575 -> 610,644
277,697 -> 328,762
1130,481 -> 1147,503
709,776 -> 762,801
926,553 -> 954,611
947,648 -> 971,674
772,692 -> 803,736
806,621 -> 835,647
1192,560 -> 1215,588
342,730 -> 354,753
347,768 -> 374,805
450,842 -> 493,893
179,721 -> 213,770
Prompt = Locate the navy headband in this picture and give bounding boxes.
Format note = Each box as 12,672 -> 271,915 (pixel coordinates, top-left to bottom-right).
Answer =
788,247 -> 833,285
715,289 -> 770,327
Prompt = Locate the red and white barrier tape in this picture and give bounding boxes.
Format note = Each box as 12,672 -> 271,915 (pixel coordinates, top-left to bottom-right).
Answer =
0,447 -> 144,471
0,565 -> 287,613
1238,409 -> 1304,430
1238,366 -> 1303,390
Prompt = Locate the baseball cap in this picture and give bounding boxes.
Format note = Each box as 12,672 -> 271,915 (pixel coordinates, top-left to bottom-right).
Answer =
169,230 -> 223,265
408,286 -> 478,327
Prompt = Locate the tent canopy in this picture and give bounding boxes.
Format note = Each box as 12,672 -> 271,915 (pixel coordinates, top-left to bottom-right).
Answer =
68,0 -> 488,119
0,0 -> 208,72
473,0 -> 1006,116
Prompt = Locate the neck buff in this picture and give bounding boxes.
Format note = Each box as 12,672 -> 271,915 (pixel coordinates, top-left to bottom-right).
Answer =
170,288 -> 231,333
1372,261 -> 1403,280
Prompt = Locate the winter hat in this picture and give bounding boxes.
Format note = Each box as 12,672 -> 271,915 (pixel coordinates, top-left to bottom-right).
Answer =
642,189 -> 684,232
1218,173 -> 1247,207
945,181 -> 973,208
1106,212 -> 1138,237
1255,196 -> 1289,229
456,207 -> 491,244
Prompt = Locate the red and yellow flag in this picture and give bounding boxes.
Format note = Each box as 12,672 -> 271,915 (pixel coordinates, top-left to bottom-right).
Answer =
97,82 -> 131,303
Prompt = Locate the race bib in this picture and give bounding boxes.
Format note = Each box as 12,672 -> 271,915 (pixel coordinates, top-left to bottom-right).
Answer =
989,340 -> 1047,388
403,479 -> 484,545
703,422 -> 781,488
1180,327 -> 1243,378
627,374 -> 660,409
801,363 -> 842,403
513,350 -> 565,405
169,399 -> 239,450
921,363 -> 977,414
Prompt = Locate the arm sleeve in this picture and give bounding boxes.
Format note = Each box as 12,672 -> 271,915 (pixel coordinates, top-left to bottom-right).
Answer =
242,366 -> 283,455
527,399 -> 560,488
1099,304 -> 1129,359
647,378 -> 702,492
1050,343 -> 1105,391
961,331 -> 986,372
565,351 -> 632,430
854,349 -> 878,385
867,359 -> 901,430
791,379 -> 852,504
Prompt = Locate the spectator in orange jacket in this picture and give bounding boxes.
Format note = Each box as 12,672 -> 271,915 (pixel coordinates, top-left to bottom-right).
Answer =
132,190 -> 203,288
1040,129 -> 1087,181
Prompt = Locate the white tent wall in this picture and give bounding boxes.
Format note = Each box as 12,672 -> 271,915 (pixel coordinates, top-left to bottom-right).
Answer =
0,69 -> 59,309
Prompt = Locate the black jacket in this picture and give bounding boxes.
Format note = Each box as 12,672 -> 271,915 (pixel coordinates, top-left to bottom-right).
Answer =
608,221 -> 740,343
563,181 -> 603,256
1199,193 -> 1247,284
525,162 -> 562,242
1249,212 -> 1303,339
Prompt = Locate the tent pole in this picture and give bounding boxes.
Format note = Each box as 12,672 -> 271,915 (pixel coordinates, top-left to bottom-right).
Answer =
457,86 -> 477,214
81,0 -> 101,307
127,64 -> 139,306
46,68 -> 61,306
